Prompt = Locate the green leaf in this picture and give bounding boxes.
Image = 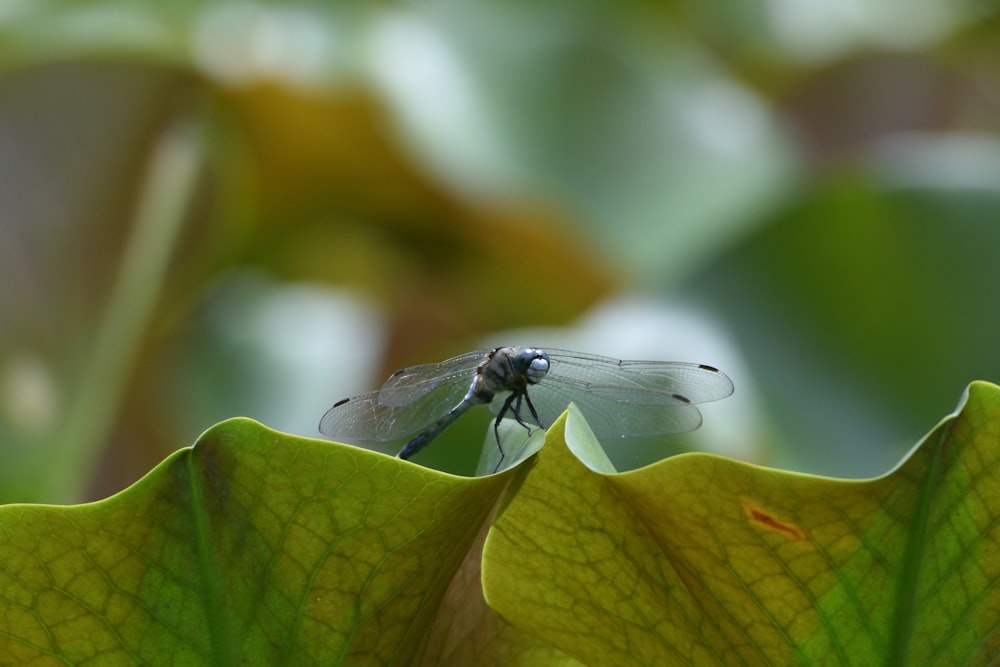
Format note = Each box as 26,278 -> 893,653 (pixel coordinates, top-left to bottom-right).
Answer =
3,383 -> 999,664
0,419 -> 522,665
482,382 -> 1000,665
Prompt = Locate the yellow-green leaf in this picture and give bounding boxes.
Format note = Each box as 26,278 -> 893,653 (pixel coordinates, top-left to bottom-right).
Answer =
3,382 -> 999,665
482,382 -> 1000,665
0,419 -> 515,665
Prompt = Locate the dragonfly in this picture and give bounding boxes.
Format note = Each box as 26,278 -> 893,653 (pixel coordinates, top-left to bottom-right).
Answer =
319,346 -> 734,469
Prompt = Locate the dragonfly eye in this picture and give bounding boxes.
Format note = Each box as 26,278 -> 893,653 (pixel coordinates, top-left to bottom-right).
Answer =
516,348 -> 550,384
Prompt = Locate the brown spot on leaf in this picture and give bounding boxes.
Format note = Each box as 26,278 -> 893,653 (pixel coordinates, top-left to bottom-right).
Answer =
741,498 -> 806,541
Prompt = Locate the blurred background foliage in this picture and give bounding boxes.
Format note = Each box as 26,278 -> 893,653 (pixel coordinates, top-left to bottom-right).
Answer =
2,0 -> 999,503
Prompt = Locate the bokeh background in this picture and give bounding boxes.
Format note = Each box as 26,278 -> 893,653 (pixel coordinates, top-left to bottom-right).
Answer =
2,1 -> 999,503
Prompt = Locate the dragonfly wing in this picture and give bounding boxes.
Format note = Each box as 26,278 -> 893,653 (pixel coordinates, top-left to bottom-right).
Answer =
488,349 -> 732,438
544,350 -> 734,404
320,390 -> 397,441
511,381 -> 704,438
377,350 -> 488,407
319,390 -> 454,443
320,371 -> 477,443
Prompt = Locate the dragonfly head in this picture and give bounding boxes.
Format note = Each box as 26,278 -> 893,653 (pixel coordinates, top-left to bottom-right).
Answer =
514,348 -> 550,384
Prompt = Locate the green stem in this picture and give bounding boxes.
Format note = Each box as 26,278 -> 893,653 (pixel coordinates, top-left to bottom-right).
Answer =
49,107 -> 206,503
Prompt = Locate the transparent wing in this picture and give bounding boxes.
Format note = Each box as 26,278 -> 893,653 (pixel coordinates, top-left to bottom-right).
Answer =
490,349 -> 733,438
321,350 -> 489,443
377,350 -> 489,407
508,385 -> 703,438
319,370 -> 476,443
544,350 -> 734,404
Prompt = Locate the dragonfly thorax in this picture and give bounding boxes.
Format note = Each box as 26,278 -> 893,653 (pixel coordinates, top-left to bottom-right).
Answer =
471,347 -> 550,402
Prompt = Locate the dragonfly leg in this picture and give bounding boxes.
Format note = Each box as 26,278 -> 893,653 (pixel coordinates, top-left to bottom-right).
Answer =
514,392 -> 538,433
489,389 -> 547,473
521,389 -> 544,431
491,391 -> 525,469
